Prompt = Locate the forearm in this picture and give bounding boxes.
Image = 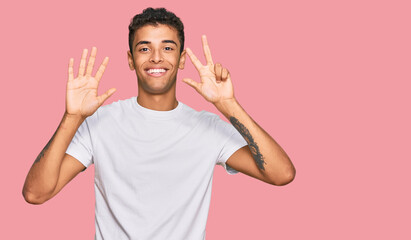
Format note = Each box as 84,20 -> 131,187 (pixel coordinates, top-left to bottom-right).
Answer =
22,113 -> 84,201
215,99 -> 295,185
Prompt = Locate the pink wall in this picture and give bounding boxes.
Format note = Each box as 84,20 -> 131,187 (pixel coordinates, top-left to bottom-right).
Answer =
1,0 -> 410,239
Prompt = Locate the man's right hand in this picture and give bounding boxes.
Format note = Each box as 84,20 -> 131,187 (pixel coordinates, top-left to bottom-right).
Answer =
66,47 -> 116,118
23,47 -> 116,204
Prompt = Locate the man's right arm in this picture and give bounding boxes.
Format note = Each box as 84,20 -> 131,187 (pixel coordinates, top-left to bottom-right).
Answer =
22,47 -> 116,204
22,113 -> 86,204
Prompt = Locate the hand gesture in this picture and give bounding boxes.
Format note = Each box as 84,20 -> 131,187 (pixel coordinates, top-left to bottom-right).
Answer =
183,35 -> 235,105
66,47 -> 116,118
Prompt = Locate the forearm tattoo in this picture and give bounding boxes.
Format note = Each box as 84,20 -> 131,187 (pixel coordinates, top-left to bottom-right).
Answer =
33,125 -> 60,164
230,117 -> 266,170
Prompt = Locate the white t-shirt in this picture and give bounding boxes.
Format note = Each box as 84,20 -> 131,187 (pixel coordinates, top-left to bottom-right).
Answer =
66,96 -> 247,240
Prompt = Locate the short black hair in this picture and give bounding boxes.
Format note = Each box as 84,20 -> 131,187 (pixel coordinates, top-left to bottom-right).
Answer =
128,7 -> 185,56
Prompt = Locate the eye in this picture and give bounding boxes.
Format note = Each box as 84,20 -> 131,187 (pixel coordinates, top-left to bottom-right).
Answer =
139,47 -> 149,52
164,46 -> 173,51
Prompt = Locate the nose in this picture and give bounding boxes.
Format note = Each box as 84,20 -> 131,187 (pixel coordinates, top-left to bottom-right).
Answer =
149,49 -> 163,63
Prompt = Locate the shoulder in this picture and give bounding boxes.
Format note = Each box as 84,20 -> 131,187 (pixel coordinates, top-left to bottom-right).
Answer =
85,96 -> 136,124
179,102 -> 227,128
98,96 -> 135,113
180,102 -> 220,121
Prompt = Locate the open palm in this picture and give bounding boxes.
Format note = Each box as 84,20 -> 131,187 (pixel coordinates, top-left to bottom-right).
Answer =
183,35 -> 235,104
66,47 -> 116,118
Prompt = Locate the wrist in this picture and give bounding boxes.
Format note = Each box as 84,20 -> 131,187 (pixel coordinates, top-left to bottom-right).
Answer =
63,112 -> 86,125
214,98 -> 241,119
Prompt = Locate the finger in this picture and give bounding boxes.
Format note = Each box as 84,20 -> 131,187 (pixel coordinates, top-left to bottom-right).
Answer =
97,88 -> 116,106
214,63 -> 223,82
186,48 -> 203,71
201,35 -> 214,65
95,57 -> 109,82
68,58 -> 74,81
86,47 -> 97,76
78,49 -> 88,77
222,67 -> 229,81
182,78 -> 201,92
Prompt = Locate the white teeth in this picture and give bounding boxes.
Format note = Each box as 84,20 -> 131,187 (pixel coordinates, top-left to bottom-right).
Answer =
147,69 -> 166,74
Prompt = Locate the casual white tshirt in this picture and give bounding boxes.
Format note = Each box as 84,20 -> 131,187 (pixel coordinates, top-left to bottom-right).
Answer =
66,96 -> 247,240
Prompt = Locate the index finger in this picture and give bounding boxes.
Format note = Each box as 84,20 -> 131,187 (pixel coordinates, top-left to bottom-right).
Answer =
95,57 -> 109,82
201,35 -> 214,65
186,48 -> 204,71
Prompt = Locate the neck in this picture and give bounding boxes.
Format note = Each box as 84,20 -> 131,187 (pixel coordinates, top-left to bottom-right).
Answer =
137,86 -> 178,111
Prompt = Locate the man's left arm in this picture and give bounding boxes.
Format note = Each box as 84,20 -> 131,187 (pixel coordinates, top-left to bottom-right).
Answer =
182,35 -> 295,186
215,98 -> 295,186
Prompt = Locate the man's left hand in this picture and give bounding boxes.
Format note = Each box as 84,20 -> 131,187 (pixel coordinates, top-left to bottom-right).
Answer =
183,35 -> 235,105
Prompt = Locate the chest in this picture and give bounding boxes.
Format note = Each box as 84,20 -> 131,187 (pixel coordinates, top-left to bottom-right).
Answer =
90,118 -> 218,188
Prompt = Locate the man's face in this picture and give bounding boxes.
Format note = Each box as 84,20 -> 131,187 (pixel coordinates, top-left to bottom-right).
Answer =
127,24 -> 186,95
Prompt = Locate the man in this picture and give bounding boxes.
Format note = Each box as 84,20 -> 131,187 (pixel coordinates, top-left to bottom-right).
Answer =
23,7 -> 295,240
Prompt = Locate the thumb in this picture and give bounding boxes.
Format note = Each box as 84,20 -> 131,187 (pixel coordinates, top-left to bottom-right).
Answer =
182,78 -> 201,92
97,88 -> 117,106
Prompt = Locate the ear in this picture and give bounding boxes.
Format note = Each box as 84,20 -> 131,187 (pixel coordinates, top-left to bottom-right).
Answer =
127,50 -> 135,70
178,50 -> 187,69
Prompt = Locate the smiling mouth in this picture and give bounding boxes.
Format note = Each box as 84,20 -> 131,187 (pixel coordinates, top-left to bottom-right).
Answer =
145,68 -> 168,77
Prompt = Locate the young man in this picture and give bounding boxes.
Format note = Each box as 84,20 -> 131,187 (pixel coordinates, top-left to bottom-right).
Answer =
23,7 -> 295,240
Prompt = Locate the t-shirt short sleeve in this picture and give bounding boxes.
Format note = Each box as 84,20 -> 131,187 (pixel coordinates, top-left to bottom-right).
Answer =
66,118 -> 94,168
214,116 -> 248,175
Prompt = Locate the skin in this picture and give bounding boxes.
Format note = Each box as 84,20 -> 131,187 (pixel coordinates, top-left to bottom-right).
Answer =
23,23 -> 295,206
22,48 -> 115,204
182,35 -> 296,185
127,24 -> 186,111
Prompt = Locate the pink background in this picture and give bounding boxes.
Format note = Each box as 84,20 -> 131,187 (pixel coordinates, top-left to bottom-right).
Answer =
1,0 -> 410,239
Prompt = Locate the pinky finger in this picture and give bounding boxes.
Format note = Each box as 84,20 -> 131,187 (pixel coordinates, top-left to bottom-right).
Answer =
68,58 -> 74,81
97,88 -> 116,106
222,68 -> 229,81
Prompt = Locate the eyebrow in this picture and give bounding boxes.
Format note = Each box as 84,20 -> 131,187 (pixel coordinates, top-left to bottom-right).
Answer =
134,40 -> 178,49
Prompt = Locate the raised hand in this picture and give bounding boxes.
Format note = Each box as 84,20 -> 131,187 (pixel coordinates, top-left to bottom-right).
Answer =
182,35 -> 235,105
66,47 -> 116,118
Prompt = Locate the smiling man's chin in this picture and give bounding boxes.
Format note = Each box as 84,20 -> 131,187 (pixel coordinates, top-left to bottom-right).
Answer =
138,79 -> 176,95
